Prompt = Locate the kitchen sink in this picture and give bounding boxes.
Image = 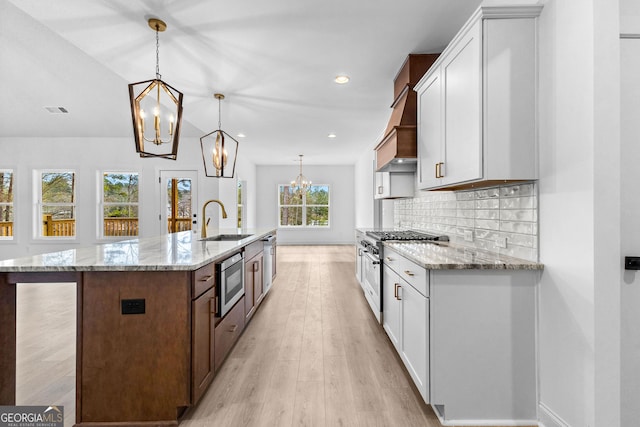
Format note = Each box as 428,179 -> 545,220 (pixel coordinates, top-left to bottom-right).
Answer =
200,234 -> 253,241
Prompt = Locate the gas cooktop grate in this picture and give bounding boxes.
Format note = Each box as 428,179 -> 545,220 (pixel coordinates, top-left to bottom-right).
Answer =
365,230 -> 448,242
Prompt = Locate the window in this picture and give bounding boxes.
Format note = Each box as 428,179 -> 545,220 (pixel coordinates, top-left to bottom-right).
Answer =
0,170 -> 14,239
37,170 -> 76,238
278,184 -> 330,227
237,180 -> 246,228
101,172 -> 139,238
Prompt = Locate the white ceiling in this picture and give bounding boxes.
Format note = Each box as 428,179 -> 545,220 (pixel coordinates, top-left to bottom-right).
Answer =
0,0 -> 483,165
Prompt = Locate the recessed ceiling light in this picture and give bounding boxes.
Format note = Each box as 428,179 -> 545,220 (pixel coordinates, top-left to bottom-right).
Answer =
44,106 -> 69,114
237,133 -> 246,138
328,133 -> 337,138
334,75 -> 350,84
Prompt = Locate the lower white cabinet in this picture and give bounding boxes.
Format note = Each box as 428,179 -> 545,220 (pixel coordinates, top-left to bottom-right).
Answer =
429,269 -> 537,425
382,255 -> 429,403
382,246 -> 538,425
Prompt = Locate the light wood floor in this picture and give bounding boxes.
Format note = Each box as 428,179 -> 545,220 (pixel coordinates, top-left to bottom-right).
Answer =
15,245 -> 443,427
181,245 -> 440,427
16,281 -> 76,427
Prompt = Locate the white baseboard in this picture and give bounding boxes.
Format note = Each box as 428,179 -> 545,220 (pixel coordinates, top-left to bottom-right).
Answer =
539,402 -> 570,427
432,404 -> 538,426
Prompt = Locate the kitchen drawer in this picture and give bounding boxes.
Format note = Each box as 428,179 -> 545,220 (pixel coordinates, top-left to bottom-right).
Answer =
383,247 -> 428,297
192,262 -> 215,299
214,296 -> 245,372
244,240 -> 263,261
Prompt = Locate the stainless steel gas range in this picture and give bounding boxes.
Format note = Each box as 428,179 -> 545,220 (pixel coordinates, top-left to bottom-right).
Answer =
356,230 -> 448,323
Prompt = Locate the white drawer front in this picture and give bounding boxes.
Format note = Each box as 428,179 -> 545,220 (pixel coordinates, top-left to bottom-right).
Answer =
383,247 -> 428,297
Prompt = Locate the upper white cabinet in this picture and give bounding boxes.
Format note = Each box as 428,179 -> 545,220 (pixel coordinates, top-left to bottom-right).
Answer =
374,171 -> 415,199
415,6 -> 542,191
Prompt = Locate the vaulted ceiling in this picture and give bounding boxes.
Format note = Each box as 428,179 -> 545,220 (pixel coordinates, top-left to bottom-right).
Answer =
0,0 -> 483,164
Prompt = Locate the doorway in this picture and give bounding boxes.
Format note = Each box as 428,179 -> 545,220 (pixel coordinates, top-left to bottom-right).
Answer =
159,171 -> 198,235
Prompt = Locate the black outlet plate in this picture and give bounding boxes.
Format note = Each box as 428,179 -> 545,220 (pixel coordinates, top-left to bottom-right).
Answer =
625,257 -> 640,270
121,298 -> 145,315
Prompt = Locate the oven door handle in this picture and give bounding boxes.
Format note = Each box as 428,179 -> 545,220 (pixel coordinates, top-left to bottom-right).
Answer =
364,252 -> 380,265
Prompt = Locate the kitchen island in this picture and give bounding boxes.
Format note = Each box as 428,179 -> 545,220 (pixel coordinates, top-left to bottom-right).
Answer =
0,228 -> 276,426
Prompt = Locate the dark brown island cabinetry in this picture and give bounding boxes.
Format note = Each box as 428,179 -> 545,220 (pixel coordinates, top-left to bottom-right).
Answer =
191,262 -> 216,405
80,271 -> 192,423
0,230 -> 278,426
244,240 -> 264,322
214,295 -> 245,371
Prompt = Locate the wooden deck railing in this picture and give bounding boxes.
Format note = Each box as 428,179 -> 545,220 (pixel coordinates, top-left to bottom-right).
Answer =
168,218 -> 191,233
43,215 -> 76,236
6,216 -> 189,237
104,218 -> 139,237
0,221 -> 12,237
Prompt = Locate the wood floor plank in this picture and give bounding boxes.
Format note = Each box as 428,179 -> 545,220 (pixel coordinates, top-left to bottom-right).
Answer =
292,380 -> 325,427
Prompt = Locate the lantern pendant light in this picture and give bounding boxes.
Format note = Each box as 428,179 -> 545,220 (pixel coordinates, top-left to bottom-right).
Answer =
128,18 -> 184,160
200,94 -> 239,178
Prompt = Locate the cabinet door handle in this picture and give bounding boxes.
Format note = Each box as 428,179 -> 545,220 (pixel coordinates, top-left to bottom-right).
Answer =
404,270 -> 415,277
439,162 -> 445,178
395,284 -> 402,300
210,297 -> 216,314
229,324 -> 238,333
199,275 -> 213,281
435,163 -> 439,178
254,261 -> 259,272
394,283 -> 399,299
377,186 -> 383,194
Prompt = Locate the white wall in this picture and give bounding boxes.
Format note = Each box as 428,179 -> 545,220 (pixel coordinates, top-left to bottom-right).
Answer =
217,156 -> 257,230
537,0 -> 621,426
354,150 -> 375,229
0,135 -> 238,260
620,1 -> 640,424
256,164 -> 354,244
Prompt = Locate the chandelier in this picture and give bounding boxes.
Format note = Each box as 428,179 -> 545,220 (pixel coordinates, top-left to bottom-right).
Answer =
128,18 -> 183,160
199,94 -> 239,178
290,155 -> 312,193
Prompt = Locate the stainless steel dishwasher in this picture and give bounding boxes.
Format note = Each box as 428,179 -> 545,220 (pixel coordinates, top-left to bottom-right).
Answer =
262,235 -> 275,294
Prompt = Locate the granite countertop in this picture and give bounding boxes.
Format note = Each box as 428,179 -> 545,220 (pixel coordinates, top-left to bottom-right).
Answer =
384,241 -> 544,270
0,228 -> 276,273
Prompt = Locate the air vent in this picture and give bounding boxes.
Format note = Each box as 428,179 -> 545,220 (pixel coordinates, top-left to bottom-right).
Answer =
44,106 -> 69,114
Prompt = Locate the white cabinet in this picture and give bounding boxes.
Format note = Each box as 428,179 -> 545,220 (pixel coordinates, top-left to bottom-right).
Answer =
355,230 -> 365,286
374,171 -> 415,199
429,269 -> 537,424
382,265 -> 401,350
416,72 -> 442,189
415,6 -> 542,191
383,244 -> 538,424
382,247 -> 429,402
399,280 -> 428,399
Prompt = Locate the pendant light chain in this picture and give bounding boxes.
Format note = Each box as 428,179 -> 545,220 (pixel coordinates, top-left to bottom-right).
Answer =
218,96 -> 222,129
155,24 -> 161,80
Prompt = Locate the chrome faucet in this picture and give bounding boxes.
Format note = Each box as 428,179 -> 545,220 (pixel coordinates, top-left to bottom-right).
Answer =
201,199 -> 228,238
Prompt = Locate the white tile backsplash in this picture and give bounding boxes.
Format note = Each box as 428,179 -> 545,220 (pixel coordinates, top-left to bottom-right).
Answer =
394,182 -> 539,262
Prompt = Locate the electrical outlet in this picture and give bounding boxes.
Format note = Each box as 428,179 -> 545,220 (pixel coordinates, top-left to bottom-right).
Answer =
495,237 -> 507,248
464,230 -> 473,242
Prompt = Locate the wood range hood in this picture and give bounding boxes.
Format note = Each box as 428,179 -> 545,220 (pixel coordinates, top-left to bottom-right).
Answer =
375,54 -> 439,172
